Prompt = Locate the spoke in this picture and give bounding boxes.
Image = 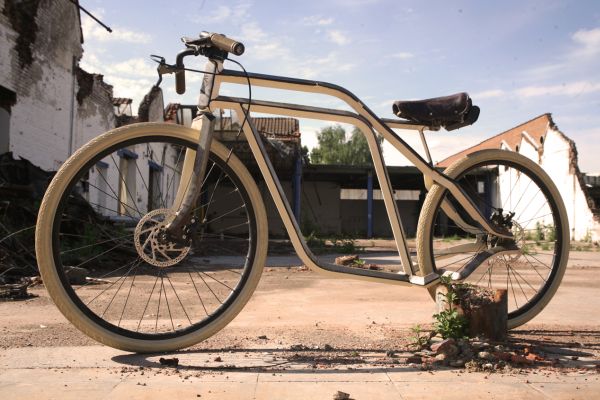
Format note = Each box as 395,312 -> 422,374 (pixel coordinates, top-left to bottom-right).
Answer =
84,197 -> 135,217
435,253 -> 478,269
524,252 -> 553,270
165,273 -> 192,325
85,258 -> 140,306
523,254 -> 549,282
203,204 -> 246,225
505,256 -> 519,310
198,241 -> 249,259
474,261 -> 495,286
60,232 -> 133,255
137,272 -> 160,332
74,243 -> 123,269
94,167 -> 140,219
214,220 -> 250,233
511,179 -> 534,215
133,157 -> 151,200
147,148 -> 167,209
517,201 -> 547,230
511,261 -> 542,291
502,167 -> 522,209
162,274 -> 175,331
517,212 -> 552,228
507,263 -> 529,303
155,273 -> 164,333
193,187 -> 239,212
203,171 -> 226,220
188,272 -> 209,316
75,259 -> 138,291
198,270 -> 234,291
161,148 -> 184,208
100,260 -> 141,318
118,265 -> 139,327
194,268 -> 223,304
111,154 -> 144,218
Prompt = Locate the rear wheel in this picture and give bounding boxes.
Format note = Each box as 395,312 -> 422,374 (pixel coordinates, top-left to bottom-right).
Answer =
417,149 -> 569,328
36,123 -> 268,352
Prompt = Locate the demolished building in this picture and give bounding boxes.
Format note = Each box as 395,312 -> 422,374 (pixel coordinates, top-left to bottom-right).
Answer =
438,114 -> 600,242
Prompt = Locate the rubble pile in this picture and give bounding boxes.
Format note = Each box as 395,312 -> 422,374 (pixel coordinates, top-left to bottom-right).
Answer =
0,152 -> 125,299
0,152 -> 50,284
406,334 -> 555,371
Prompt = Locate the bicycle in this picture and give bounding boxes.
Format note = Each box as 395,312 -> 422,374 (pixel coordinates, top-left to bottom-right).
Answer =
35,32 -> 569,353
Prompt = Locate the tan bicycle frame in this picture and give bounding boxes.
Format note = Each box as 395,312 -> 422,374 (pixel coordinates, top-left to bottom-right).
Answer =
174,66 -> 511,287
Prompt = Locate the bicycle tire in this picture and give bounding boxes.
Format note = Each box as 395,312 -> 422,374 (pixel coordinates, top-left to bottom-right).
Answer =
416,149 -> 569,329
36,123 -> 268,352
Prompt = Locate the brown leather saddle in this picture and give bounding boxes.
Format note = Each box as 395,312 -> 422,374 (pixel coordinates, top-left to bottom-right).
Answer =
392,92 -> 480,131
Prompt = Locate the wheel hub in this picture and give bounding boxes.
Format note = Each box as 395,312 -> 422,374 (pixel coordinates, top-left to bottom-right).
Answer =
134,208 -> 191,267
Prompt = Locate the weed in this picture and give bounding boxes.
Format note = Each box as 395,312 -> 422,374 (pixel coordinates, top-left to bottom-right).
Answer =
410,324 -> 432,350
432,275 -> 468,339
352,258 -> 366,267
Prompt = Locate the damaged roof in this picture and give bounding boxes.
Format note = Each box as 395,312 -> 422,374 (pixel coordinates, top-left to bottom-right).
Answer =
112,97 -> 132,106
218,117 -> 300,142
437,113 -> 551,168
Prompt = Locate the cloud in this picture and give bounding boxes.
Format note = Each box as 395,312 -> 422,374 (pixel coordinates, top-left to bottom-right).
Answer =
327,30 -> 350,45
515,81 -> 600,97
105,58 -> 157,78
524,26 -> 600,79
240,21 -> 268,42
572,27 -> 600,57
199,5 -> 232,23
302,15 -> 334,26
81,10 -> 151,44
473,89 -> 505,99
291,51 -> 355,79
389,52 -> 414,60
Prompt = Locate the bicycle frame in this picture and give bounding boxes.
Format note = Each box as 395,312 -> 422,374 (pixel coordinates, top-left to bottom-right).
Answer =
174,59 -> 512,287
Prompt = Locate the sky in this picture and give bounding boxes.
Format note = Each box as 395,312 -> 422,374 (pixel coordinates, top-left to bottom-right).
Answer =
79,0 -> 600,172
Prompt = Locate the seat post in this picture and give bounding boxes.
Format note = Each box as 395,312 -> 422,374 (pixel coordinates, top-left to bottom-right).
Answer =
418,128 -> 433,166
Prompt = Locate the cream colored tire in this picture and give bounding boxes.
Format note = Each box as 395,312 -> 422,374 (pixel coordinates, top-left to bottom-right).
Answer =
36,123 -> 268,352
416,149 -> 569,329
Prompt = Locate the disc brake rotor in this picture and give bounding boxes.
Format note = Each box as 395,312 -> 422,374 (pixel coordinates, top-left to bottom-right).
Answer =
134,208 -> 191,267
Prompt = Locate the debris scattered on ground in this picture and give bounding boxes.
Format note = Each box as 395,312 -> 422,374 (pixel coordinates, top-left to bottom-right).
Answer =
159,357 -> 179,367
334,255 -> 382,271
64,266 -> 90,285
334,255 -> 358,266
0,275 -> 40,301
333,391 -> 351,400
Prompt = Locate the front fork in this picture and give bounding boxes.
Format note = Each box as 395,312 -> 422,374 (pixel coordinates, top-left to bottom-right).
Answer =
165,59 -> 223,241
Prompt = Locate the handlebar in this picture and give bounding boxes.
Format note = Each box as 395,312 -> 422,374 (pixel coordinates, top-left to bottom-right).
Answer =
174,32 -> 244,94
207,32 -> 245,56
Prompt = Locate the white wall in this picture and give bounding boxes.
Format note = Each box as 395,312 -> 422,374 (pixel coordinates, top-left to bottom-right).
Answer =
0,0 -> 83,171
496,126 -> 600,242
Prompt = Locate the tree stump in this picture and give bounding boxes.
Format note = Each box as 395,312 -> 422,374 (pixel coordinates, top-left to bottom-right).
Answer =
436,285 -> 508,342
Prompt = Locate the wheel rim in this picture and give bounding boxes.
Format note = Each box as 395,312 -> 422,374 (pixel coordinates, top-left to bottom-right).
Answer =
429,159 -> 564,320
51,136 -> 257,340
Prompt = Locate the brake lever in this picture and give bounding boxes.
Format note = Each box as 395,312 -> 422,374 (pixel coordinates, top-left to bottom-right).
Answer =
150,54 -> 179,87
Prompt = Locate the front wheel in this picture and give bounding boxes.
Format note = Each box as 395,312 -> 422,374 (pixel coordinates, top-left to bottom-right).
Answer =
417,149 -> 569,329
36,123 -> 268,352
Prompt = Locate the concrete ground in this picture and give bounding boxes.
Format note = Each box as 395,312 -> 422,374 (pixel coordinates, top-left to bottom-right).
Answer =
1,249 -> 599,399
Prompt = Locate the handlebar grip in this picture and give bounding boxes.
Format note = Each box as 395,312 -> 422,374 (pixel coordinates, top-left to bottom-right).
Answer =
210,33 -> 245,56
175,70 -> 186,94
